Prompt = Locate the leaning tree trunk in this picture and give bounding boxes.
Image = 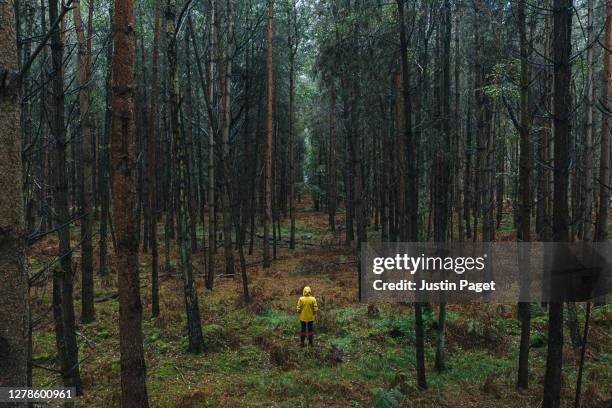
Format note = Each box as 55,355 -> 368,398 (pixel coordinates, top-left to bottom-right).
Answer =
111,0 -> 150,404
167,0 -> 205,354
0,0 -> 30,395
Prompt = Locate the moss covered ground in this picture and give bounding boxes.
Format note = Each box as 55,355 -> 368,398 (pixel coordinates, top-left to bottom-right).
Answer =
29,201 -> 611,407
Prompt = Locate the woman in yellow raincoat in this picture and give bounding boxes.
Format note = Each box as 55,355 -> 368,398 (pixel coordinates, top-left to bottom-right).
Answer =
296,286 -> 318,347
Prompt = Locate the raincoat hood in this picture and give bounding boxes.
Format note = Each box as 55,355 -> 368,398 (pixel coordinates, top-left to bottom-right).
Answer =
297,287 -> 317,322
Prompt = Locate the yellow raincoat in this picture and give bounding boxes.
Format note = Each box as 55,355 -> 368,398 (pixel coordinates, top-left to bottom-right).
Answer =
297,286 -> 318,322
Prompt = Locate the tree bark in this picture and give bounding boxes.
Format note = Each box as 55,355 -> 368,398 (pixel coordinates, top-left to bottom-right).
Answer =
167,0 -> 205,354
73,0 -> 95,324
219,0 -> 235,276
288,1 -> 298,249
111,0 -> 150,403
544,1 -> 572,406
595,0 -> 611,243
454,10 -> 464,242
0,0 -> 29,396
99,0 -> 113,277
397,0 -> 425,389
434,0 -> 452,373
148,0 -> 161,318
263,0 -> 274,268
581,0 -> 595,241
328,87 -> 337,232
207,0 -> 217,289
49,0 -> 82,394
517,0 -> 532,390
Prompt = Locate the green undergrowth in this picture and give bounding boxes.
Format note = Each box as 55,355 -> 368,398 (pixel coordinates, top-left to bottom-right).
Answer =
31,296 -> 611,407
28,218 -> 611,408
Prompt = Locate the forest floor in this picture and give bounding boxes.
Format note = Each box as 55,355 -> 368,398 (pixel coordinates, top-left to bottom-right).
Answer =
28,199 -> 611,407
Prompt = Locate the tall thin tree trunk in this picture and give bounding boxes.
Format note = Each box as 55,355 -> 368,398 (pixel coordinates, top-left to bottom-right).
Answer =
0,0 -> 29,393
73,0 -> 95,324
111,0 -> 150,404
207,0 -> 217,289
50,0 -> 82,393
183,30 -> 198,255
538,13 -> 554,243
99,0 -> 113,277
595,1 -> 611,243
288,1 -> 297,249
582,0 -> 595,241
397,0 -> 425,389
543,1 -> 572,406
328,88 -> 337,232
263,0 -> 274,268
394,68 -> 406,242
454,10 -> 464,242
249,81 -> 262,255
220,0 -> 235,276
574,302 -> 591,408
434,0 -> 452,372
472,0 -> 484,240
148,0 -> 161,318
517,0 -> 532,390
167,0 -> 205,353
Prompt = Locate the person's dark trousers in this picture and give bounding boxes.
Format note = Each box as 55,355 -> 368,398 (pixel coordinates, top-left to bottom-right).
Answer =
300,321 -> 314,346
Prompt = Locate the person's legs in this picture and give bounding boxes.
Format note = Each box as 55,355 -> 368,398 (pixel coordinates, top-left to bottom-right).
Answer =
307,321 -> 314,346
300,321 -> 307,347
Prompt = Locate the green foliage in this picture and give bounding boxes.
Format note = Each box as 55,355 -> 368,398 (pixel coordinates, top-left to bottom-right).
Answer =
110,360 -> 121,376
196,224 -> 209,240
370,388 -> 405,408
384,318 -> 414,342
530,331 -> 546,348
484,61 -> 520,100
31,331 -> 56,362
99,265 -> 111,276
97,330 -> 111,339
145,329 -> 171,354
260,374 -> 307,397
202,324 -> 230,352
250,309 -> 294,336
211,352 -> 248,373
334,306 -> 366,324
427,351 -> 513,388
279,222 -> 320,239
464,313 -> 519,343
592,303 -> 612,324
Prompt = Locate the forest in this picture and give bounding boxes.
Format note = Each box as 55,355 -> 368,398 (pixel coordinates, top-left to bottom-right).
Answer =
0,0 -> 611,407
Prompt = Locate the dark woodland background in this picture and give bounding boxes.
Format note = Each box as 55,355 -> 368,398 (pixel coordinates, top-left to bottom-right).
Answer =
0,0 -> 611,406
